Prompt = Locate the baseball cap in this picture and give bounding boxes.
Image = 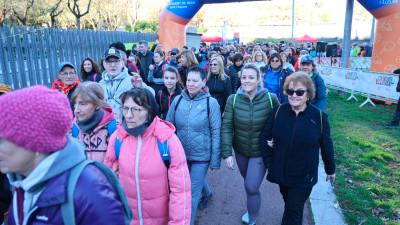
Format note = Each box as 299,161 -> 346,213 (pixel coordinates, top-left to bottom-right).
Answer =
300,55 -> 314,64
104,47 -> 122,60
58,62 -> 75,73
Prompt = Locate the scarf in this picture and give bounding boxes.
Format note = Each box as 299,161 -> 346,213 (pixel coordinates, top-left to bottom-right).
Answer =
77,109 -> 104,134
51,80 -> 80,95
122,120 -> 149,137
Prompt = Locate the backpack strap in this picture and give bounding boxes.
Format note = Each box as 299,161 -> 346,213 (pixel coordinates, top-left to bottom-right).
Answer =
61,160 -> 90,225
274,104 -> 282,119
106,119 -> 117,136
114,137 -> 123,160
207,97 -> 212,152
266,92 -> 273,108
114,136 -> 170,168
61,160 -> 132,225
157,140 -> 170,169
173,95 -> 183,125
71,123 -> 80,138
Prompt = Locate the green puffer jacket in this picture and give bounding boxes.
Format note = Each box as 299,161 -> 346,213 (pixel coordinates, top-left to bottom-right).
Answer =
221,87 -> 279,158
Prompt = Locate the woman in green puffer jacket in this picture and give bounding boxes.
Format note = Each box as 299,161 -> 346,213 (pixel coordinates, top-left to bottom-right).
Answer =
221,63 -> 279,225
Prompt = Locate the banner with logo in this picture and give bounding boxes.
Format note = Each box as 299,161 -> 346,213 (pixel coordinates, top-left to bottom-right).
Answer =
318,66 -> 400,102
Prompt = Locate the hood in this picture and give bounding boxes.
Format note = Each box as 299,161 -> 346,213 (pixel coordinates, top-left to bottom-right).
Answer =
236,84 -> 266,97
116,116 -> 176,143
7,137 -> 86,192
93,107 -> 115,132
181,89 -> 210,101
102,67 -> 129,82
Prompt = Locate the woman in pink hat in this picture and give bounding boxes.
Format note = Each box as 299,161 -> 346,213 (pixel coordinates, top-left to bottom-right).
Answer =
0,86 -> 130,225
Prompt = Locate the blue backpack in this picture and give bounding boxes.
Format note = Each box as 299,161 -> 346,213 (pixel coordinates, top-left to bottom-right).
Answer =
71,119 -> 118,138
61,160 -> 132,225
114,137 -> 171,169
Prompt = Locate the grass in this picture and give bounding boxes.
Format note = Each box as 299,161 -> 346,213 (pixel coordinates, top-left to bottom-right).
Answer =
326,90 -> 400,225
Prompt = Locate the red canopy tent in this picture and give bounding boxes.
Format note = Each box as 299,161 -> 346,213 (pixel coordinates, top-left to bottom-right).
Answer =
294,35 -> 319,43
201,36 -> 222,43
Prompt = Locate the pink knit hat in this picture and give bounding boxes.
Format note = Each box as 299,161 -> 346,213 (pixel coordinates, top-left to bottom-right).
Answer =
0,85 -> 73,153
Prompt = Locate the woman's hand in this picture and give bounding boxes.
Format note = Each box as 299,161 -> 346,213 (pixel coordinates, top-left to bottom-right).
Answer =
149,64 -> 155,71
326,173 -> 336,184
131,73 -> 143,88
224,156 -> 235,170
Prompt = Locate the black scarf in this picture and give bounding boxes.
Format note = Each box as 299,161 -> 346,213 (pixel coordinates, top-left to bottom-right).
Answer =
122,120 -> 150,137
77,109 -> 104,134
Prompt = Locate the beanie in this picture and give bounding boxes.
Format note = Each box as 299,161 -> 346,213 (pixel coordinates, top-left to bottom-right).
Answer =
0,85 -> 73,153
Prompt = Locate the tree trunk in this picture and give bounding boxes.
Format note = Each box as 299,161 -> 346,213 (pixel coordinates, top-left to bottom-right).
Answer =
76,17 -> 80,29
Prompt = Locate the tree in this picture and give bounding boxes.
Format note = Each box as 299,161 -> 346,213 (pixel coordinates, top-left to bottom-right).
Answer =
67,0 -> 91,29
11,0 -> 35,25
133,20 -> 158,33
49,0 -> 63,27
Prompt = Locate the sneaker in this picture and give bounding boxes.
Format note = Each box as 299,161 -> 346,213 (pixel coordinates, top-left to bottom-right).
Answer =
241,212 -> 249,224
198,193 -> 213,210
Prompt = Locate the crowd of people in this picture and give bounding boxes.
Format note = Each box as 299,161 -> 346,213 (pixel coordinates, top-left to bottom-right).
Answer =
0,39 -> 340,225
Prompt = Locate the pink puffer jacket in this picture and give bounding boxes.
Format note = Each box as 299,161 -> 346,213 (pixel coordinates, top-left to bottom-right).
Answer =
104,116 -> 191,225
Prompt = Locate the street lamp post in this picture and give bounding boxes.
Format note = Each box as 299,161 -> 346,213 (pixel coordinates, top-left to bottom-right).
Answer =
341,0 -> 354,68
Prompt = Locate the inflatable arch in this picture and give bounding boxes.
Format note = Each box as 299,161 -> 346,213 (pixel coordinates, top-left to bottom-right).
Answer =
159,0 -> 400,73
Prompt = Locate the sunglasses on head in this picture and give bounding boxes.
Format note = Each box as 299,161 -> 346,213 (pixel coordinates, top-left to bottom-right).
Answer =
286,89 -> 307,96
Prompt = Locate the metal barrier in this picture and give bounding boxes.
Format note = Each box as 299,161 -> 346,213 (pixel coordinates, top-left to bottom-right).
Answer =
0,25 -> 157,89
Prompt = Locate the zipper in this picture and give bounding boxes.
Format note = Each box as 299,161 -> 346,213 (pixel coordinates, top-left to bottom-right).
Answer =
135,135 -> 144,225
284,115 -> 298,183
23,206 -> 38,225
249,98 -> 254,150
186,100 -> 193,155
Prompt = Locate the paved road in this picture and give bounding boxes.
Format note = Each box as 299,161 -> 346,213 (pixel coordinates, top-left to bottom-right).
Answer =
195,161 -> 313,225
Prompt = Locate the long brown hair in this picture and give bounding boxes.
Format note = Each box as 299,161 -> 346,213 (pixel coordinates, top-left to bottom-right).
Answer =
80,58 -> 101,81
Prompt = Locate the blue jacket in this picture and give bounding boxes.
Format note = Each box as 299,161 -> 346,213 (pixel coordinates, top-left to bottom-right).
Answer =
166,90 -> 221,169
5,137 -> 126,225
263,66 -> 292,103
311,72 -> 328,111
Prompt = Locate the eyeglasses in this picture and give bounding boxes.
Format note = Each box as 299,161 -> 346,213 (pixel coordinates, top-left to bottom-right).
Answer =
286,89 -> 307,96
122,106 -> 144,115
271,59 -> 280,63
210,63 -> 218,66
105,60 -> 121,65
60,72 -> 76,77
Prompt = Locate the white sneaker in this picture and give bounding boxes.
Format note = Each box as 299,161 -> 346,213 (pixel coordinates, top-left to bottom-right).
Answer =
241,212 -> 249,224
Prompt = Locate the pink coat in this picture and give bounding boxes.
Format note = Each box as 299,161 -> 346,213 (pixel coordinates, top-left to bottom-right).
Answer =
104,117 -> 191,225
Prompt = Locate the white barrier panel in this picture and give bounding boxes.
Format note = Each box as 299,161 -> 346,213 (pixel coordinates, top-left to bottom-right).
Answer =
318,66 -> 400,102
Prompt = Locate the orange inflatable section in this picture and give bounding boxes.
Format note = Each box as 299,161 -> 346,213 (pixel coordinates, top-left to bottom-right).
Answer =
371,12 -> 400,73
159,11 -> 187,52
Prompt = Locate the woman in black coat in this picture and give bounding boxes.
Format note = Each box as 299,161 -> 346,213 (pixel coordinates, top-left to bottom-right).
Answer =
0,173 -> 11,224
206,56 -> 232,112
260,72 -> 336,225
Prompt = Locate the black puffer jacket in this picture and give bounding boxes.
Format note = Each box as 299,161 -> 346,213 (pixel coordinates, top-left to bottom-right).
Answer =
157,85 -> 183,119
0,173 -> 11,224
206,74 -> 232,112
228,64 -> 242,92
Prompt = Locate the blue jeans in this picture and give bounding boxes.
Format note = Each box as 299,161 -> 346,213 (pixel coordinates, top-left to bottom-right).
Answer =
187,162 -> 209,225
